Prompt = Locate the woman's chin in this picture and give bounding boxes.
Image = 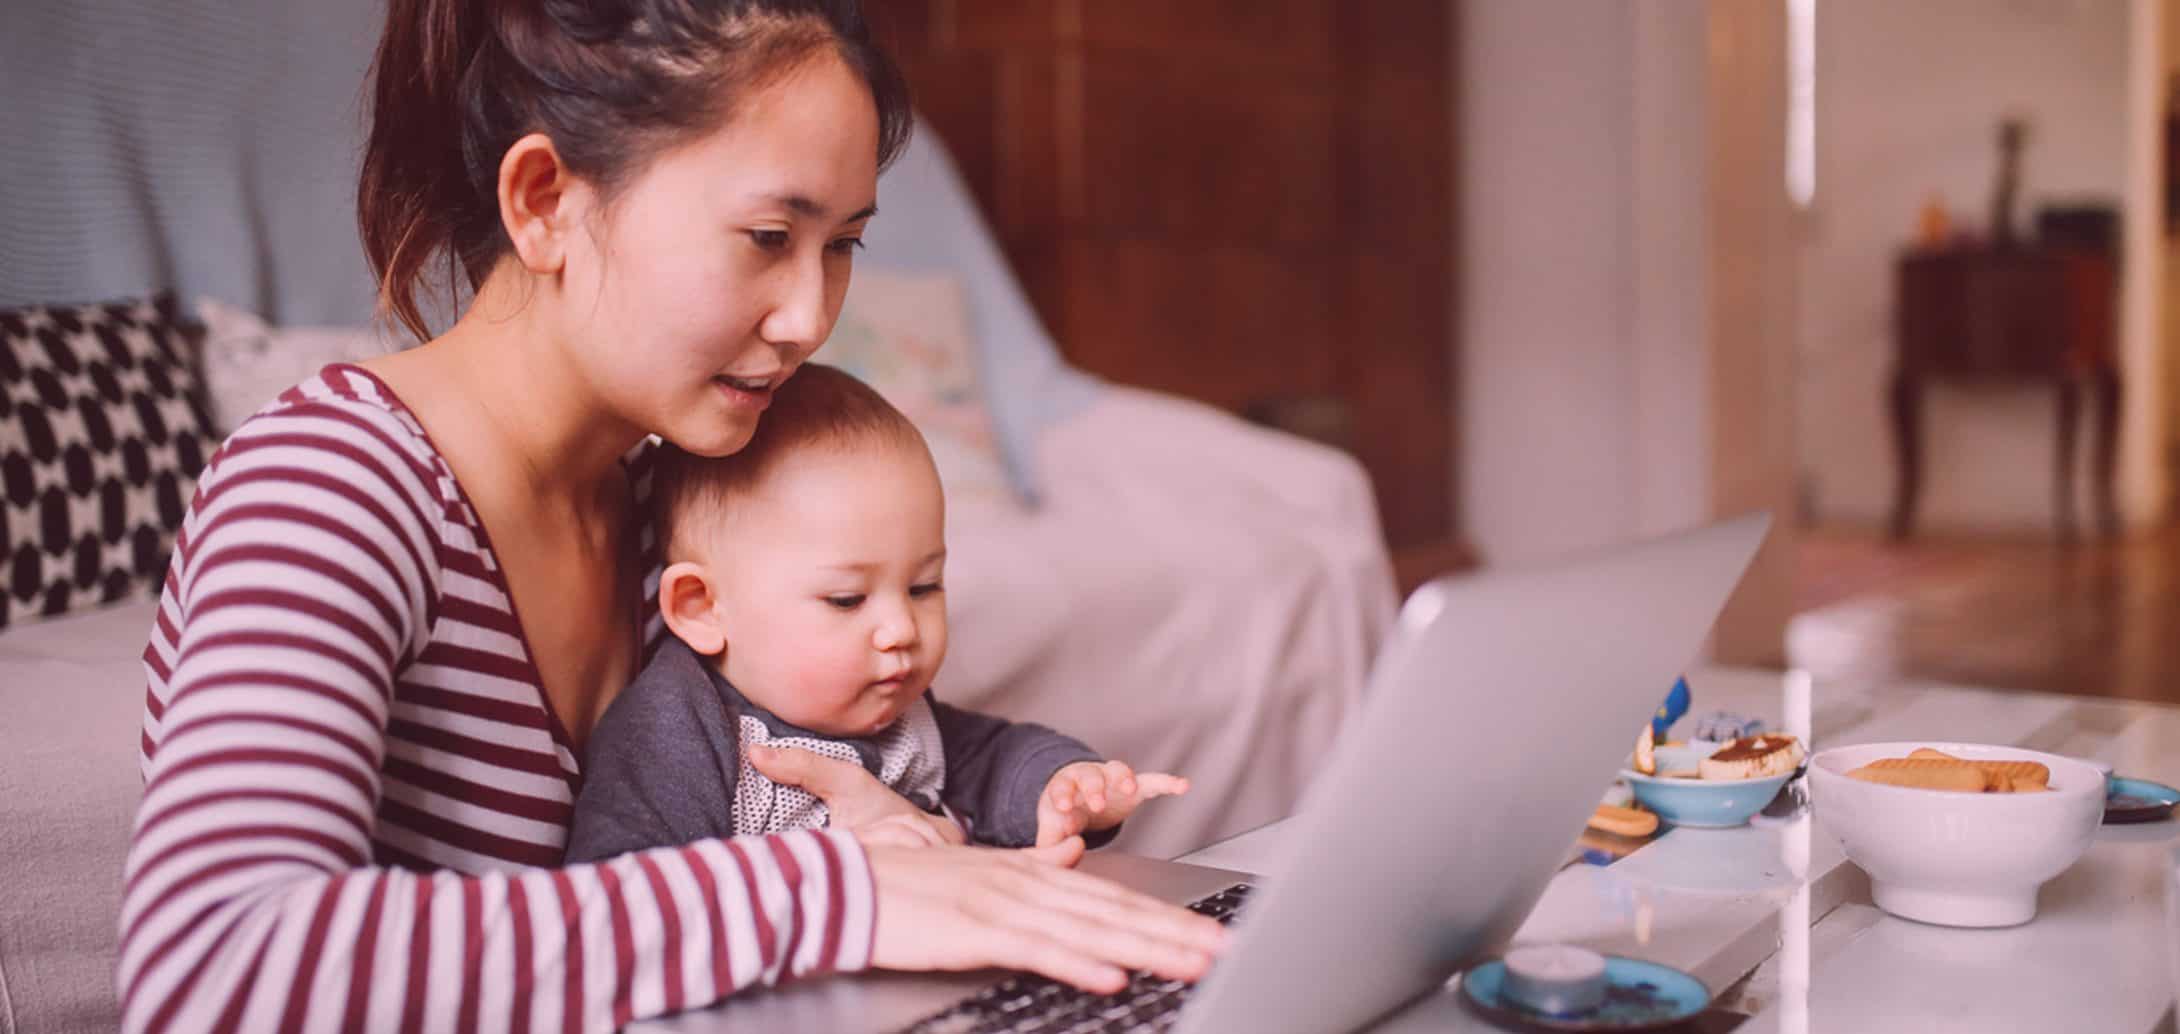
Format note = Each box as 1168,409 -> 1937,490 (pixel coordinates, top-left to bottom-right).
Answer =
669,419 -> 758,459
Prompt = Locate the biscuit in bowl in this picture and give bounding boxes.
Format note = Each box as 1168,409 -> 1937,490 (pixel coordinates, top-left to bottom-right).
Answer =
1698,733 -> 1804,781
1810,742 -> 2102,927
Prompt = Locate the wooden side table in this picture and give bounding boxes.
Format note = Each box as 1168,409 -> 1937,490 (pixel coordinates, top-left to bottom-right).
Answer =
1889,244 -> 2121,540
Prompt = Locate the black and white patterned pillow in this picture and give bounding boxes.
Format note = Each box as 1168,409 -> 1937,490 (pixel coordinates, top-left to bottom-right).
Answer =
0,293 -> 212,629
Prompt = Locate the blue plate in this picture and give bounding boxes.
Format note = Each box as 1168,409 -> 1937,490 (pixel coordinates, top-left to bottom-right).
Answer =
1461,955 -> 1711,1032
1621,743 -> 1795,828
2106,777 -> 2180,824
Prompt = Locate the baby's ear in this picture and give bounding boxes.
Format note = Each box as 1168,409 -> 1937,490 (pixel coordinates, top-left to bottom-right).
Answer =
659,560 -> 728,656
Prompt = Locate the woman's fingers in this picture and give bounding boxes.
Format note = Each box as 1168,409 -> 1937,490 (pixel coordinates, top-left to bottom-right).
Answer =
986,864 -> 1223,982
865,843 -> 1229,993
975,922 -> 1130,993
902,815 -> 946,848
921,810 -> 968,846
1009,861 -> 1228,957
749,745 -> 965,845
746,744 -> 871,805
855,815 -> 932,850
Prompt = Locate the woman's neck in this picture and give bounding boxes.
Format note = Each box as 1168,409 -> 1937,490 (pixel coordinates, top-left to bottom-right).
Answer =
416,271 -> 645,506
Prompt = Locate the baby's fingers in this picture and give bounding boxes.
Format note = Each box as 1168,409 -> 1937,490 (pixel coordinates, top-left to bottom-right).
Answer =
1100,760 -> 1139,800
1046,777 -> 1079,814
1133,773 -> 1190,800
1037,792 -> 1087,847
1072,766 -> 1110,813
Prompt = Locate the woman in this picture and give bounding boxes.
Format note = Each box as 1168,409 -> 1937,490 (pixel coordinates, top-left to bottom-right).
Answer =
116,1 -> 1225,1029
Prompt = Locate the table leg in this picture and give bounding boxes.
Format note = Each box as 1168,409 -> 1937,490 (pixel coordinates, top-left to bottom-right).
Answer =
2092,364 -> 2122,538
1889,370 -> 1923,540
2056,376 -> 2080,543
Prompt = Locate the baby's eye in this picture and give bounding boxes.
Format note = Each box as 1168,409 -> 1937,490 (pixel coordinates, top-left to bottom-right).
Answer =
826,237 -> 866,255
748,229 -> 790,251
908,582 -> 943,599
823,594 -> 865,611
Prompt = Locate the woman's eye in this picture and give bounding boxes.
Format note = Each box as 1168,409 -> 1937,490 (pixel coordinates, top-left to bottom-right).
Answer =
749,229 -> 790,251
826,237 -> 866,256
908,582 -> 943,599
823,594 -> 866,611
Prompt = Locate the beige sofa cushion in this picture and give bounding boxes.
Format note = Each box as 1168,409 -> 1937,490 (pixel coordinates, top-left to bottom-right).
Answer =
0,601 -> 152,1034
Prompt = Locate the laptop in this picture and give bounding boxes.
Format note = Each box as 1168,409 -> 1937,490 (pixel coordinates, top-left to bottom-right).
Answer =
635,514 -> 1770,1034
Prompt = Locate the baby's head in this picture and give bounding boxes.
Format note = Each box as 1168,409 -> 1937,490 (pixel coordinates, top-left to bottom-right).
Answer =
654,364 -> 946,738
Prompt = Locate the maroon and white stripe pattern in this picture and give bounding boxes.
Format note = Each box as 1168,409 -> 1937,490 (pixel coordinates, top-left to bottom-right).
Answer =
120,365 -> 874,1033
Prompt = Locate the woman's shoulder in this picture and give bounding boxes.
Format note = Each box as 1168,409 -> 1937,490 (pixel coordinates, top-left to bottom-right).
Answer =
205,363 -> 449,498
212,364 -> 446,475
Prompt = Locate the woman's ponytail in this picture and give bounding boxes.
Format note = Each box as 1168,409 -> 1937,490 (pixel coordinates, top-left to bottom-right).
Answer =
357,0 -> 498,342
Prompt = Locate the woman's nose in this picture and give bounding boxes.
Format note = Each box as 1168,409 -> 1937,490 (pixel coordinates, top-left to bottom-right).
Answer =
761,256 -> 830,358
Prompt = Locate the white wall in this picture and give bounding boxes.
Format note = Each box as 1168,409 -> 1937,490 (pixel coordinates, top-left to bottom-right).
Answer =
1455,0 -> 1643,563
1454,0 -> 1714,564
1453,0 -> 1797,660
1797,0 -> 2135,533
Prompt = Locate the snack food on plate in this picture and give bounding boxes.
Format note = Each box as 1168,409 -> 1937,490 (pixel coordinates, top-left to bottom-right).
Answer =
1587,803 -> 1660,839
1697,734 -> 1805,781
1845,757 -> 1990,792
1633,725 -> 1658,776
1908,747 -> 2050,792
1847,747 -> 2051,793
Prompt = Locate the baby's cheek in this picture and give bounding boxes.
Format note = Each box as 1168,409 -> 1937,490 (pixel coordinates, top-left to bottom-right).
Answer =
789,649 -> 873,711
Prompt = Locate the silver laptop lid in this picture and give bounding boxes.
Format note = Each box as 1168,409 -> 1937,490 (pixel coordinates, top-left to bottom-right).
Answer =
1172,514 -> 1769,1034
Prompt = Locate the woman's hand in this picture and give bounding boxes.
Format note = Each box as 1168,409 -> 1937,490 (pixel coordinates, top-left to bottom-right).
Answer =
747,743 -> 965,848
864,837 -> 1230,993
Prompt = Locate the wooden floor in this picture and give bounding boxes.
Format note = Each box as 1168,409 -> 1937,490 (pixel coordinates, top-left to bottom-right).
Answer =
1787,525 -> 2180,705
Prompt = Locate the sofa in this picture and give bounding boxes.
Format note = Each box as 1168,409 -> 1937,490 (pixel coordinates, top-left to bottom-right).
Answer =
0,4 -> 1398,1030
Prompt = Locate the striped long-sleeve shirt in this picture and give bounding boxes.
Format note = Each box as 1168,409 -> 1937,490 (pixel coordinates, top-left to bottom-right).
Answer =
119,363 -> 875,1033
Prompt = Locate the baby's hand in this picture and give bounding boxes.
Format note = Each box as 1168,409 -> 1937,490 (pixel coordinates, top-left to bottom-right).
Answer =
1035,760 -> 1189,847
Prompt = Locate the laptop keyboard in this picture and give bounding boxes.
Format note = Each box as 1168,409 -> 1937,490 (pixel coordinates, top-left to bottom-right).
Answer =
893,883 -> 1255,1034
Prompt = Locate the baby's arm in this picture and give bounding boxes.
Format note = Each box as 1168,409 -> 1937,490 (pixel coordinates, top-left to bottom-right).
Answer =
928,695 -> 1105,848
566,665 -> 745,863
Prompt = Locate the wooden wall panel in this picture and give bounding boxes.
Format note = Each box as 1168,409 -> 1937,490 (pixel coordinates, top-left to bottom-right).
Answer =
876,1 -> 1455,549
1075,57 -> 1338,247
1079,0 -> 1339,72
1055,239 -> 1339,410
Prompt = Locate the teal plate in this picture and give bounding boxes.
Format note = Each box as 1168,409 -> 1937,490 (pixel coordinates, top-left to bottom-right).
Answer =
1461,955 -> 1711,1032
2106,777 -> 2180,824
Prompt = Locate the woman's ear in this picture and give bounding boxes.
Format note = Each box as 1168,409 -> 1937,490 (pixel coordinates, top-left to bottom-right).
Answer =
496,132 -> 584,276
659,560 -> 730,657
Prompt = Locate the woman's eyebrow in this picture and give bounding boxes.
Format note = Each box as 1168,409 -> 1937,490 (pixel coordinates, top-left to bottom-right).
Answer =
757,192 -> 878,224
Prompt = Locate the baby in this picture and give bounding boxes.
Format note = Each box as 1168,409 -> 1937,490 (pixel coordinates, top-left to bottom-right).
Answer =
566,364 -> 1184,862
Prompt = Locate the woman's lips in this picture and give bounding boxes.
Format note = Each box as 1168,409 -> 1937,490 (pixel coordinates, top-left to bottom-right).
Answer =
712,376 -> 773,408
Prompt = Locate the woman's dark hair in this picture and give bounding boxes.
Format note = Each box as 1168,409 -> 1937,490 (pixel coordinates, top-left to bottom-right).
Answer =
358,0 -> 912,341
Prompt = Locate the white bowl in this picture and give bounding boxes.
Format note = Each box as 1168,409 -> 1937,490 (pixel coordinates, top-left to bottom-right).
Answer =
1807,742 -> 2104,928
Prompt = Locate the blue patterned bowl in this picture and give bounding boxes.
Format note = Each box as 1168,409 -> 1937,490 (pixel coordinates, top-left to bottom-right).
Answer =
1620,742 -> 1793,828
